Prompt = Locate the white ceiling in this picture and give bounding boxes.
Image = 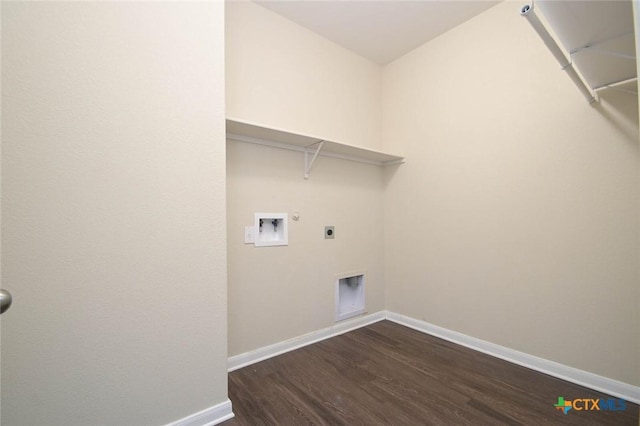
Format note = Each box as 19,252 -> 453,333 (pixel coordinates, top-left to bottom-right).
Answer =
255,1 -> 500,65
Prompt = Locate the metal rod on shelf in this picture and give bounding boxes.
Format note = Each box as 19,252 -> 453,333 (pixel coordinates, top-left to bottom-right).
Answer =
594,76 -> 638,95
520,1 -> 597,104
572,46 -> 636,61
570,31 -> 635,59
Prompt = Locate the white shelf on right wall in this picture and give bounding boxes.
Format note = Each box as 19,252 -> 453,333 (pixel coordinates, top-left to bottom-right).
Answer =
526,0 -> 637,100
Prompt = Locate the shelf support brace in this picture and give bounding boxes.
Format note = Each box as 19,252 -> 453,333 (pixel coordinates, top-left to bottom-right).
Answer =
304,141 -> 324,179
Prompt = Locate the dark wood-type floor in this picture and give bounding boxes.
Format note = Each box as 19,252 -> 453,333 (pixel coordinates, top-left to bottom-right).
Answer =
226,320 -> 639,425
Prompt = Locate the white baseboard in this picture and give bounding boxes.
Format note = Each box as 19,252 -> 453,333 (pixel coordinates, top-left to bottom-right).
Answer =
226,310 -> 639,405
228,311 -> 386,372
165,399 -> 234,426
385,311 -> 640,404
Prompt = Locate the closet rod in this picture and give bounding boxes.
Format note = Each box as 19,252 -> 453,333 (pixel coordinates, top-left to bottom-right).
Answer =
520,1 -> 597,104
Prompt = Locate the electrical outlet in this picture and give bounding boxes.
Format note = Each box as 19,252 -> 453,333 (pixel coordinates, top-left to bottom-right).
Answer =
325,226 -> 335,239
244,226 -> 254,244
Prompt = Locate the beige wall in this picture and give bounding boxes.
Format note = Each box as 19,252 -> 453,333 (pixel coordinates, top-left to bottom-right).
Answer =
226,1 -> 387,357
1,2 -> 228,424
226,1 -> 382,150
382,1 -> 639,386
227,140 -> 385,356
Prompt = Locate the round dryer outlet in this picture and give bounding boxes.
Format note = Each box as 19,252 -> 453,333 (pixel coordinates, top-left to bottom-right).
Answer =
324,226 -> 335,239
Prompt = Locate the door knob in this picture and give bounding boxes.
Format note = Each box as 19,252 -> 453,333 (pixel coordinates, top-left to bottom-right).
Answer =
0,289 -> 13,314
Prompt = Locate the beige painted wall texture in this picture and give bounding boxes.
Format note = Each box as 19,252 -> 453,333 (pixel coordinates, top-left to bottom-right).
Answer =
382,1 -> 639,386
1,2 -> 228,424
227,140 -> 385,356
226,1 -> 382,151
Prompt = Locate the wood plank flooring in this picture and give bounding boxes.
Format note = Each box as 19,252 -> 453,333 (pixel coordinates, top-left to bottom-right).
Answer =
226,320 -> 639,425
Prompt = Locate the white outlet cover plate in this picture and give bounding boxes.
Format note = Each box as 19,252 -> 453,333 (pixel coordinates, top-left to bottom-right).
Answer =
244,226 -> 254,244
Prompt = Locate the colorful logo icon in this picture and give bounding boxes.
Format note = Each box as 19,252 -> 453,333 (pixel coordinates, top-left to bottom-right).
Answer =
554,397 -> 572,414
